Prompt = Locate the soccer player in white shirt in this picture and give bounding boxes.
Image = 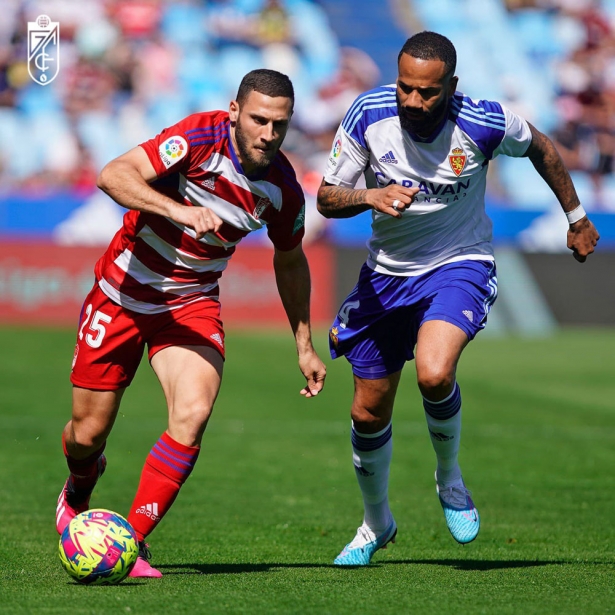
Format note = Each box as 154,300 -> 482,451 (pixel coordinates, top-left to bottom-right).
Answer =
317,31 -> 599,566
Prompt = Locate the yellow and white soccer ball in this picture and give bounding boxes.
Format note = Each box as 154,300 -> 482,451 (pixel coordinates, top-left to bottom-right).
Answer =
58,509 -> 139,585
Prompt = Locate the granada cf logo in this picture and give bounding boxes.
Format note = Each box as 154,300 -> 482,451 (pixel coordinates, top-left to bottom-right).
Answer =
28,15 -> 60,86
449,147 -> 466,177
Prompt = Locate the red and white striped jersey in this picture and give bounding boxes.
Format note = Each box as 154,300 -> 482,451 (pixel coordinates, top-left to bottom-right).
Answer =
94,110 -> 306,314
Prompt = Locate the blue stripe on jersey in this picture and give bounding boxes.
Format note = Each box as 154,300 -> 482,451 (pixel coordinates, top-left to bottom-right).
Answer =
449,94 -> 506,159
187,125 -> 225,144
185,124 -> 225,135
342,88 -> 396,132
451,104 -> 506,130
189,137 -> 223,146
272,158 -> 303,200
341,86 -> 398,149
342,85 -> 396,126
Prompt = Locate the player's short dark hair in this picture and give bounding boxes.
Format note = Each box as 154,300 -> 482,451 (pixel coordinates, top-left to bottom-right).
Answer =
398,31 -> 457,77
236,69 -> 295,108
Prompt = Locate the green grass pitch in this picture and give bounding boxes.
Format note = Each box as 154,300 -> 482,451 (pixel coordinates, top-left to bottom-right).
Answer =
0,326 -> 614,614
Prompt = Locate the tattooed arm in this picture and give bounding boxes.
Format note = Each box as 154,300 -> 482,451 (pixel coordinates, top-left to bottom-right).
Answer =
524,123 -> 599,262
316,180 -> 419,220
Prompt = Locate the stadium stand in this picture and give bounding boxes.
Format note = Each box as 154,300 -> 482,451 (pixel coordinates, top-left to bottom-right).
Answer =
0,0 -> 614,234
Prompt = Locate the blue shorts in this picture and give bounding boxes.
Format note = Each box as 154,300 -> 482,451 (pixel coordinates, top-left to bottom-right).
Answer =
329,260 -> 497,379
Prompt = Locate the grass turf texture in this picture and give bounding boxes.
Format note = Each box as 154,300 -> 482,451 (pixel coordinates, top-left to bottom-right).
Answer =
0,326 -> 614,614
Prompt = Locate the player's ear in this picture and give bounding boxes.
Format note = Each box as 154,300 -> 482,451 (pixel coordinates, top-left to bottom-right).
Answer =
448,75 -> 459,96
229,100 -> 239,123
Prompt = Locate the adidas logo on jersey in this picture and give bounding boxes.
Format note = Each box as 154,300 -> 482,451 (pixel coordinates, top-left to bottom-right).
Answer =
210,333 -> 223,347
462,310 -> 474,323
379,151 -> 398,164
202,175 -> 216,190
135,502 -> 159,520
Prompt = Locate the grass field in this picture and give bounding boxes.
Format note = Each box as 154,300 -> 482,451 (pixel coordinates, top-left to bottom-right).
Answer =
0,326 -> 614,614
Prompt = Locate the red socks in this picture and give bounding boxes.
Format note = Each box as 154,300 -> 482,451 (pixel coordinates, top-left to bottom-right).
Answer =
127,432 -> 200,542
62,433 -> 105,493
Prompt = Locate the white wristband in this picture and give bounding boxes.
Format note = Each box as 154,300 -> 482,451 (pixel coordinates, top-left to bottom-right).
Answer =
566,205 -> 586,225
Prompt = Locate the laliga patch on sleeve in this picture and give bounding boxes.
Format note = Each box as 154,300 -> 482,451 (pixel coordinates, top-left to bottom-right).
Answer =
158,136 -> 188,169
328,137 -> 342,167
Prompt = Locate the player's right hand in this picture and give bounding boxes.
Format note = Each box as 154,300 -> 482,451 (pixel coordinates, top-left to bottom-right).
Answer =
369,185 -> 420,219
170,205 -> 223,239
298,348 -> 327,398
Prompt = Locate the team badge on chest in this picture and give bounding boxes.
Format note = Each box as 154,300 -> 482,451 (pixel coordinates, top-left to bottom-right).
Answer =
448,147 -> 467,177
254,197 -> 272,219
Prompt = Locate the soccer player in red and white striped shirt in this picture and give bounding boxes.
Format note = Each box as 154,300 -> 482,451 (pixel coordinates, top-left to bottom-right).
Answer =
56,69 -> 327,578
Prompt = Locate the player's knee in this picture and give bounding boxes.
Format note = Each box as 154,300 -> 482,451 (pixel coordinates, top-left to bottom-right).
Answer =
169,402 -> 213,444
71,424 -> 107,451
350,403 -> 391,432
417,366 -> 455,399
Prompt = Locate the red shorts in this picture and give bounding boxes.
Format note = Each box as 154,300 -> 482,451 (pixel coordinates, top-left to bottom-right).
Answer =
70,283 -> 225,391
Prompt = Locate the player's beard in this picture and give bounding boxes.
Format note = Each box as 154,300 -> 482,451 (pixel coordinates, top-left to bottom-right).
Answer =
234,116 -> 277,173
397,92 -> 449,138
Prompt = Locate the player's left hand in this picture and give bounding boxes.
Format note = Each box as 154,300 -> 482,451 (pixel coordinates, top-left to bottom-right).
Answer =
298,349 -> 327,398
567,217 -> 600,263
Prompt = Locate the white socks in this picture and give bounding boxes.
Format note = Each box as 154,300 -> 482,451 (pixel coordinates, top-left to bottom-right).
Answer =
351,422 -> 393,533
423,383 -> 462,486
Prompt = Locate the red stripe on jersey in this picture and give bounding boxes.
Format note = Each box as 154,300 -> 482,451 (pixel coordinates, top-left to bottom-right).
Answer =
103,261 -> 218,308
216,220 -> 252,244
195,173 -> 265,219
143,213 -> 236,260
131,237 -> 223,285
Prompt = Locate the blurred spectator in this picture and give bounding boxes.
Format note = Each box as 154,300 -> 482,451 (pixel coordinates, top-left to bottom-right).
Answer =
550,1 -> 615,209
0,0 -> 342,240
0,46 -> 18,107
106,0 -> 163,41
61,57 -> 117,118
208,0 -> 295,49
295,46 -> 380,139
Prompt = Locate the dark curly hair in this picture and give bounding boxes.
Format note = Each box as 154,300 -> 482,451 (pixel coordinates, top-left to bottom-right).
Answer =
398,31 -> 457,77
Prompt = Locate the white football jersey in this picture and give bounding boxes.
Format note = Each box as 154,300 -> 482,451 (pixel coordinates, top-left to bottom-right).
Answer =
324,85 -> 532,275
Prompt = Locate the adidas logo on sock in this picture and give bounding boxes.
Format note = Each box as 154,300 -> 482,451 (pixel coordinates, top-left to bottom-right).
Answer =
135,502 -> 159,520
379,150 -> 398,164
429,430 -> 453,442
354,464 -> 374,477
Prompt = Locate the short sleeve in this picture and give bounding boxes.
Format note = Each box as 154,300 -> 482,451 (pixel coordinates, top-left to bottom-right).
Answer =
493,106 -> 533,158
140,121 -> 192,178
266,183 -> 306,251
323,126 -> 370,188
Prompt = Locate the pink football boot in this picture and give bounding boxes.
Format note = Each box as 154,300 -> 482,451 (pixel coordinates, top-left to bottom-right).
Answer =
128,542 -> 162,578
56,455 -> 107,534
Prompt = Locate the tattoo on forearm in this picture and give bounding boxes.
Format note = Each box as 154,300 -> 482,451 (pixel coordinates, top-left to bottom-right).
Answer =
317,186 -> 371,218
527,127 -> 580,213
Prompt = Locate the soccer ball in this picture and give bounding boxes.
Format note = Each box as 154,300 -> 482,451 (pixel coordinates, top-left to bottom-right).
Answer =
58,509 -> 139,585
